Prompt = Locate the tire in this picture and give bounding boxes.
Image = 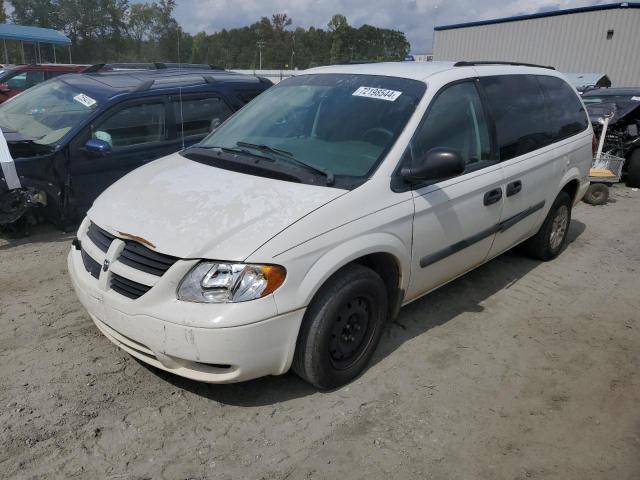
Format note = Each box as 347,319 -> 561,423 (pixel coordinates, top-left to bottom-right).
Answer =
524,191 -> 572,261
292,263 -> 388,390
582,183 -> 609,205
626,149 -> 640,188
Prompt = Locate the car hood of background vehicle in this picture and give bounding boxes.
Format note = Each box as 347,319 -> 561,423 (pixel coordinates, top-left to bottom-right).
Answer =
88,152 -> 347,260
587,101 -> 640,126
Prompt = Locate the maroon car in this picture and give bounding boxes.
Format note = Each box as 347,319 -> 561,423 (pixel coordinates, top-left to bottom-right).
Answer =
0,64 -> 89,103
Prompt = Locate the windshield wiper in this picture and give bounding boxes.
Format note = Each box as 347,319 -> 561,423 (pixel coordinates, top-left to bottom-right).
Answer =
190,144 -> 274,162
236,141 -> 293,159
236,141 -> 335,186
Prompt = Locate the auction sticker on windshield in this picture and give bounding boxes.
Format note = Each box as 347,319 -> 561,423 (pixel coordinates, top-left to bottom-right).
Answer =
352,86 -> 402,102
73,93 -> 97,108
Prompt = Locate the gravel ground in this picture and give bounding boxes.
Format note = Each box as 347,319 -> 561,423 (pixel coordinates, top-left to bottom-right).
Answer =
1,185 -> 639,480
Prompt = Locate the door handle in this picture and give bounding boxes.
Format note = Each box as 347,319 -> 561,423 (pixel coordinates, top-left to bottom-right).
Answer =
506,180 -> 522,197
483,188 -> 503,206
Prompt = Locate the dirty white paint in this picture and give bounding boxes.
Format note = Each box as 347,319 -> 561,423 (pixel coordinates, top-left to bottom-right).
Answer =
0,129 -> 20,189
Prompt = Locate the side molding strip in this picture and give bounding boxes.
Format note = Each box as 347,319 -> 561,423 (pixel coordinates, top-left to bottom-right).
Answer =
498,201 -> 545,232
419,200 -> 546,268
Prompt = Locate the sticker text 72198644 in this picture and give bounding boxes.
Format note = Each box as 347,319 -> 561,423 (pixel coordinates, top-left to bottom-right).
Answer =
352,86 -> 402,102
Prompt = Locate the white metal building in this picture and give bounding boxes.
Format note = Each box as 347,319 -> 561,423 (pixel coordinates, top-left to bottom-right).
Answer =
433,3 -> 640,86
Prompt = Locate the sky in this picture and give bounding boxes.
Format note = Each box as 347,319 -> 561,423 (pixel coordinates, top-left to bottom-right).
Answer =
173,0 -> 610,53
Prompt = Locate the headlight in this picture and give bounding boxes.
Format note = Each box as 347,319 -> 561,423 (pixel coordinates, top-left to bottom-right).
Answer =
177,261 -> 286,303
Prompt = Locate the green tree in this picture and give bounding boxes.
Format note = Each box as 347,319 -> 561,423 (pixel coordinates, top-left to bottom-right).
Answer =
327,14 -> 348,33
126,2 -> 160,59
0,0 -> 7,23
7,4 -> 409,67
154,0 -> 181,61
328,14 -> 353,64
11,0 -> 61,29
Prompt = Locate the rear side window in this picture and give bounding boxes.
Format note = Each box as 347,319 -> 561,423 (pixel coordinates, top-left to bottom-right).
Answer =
174,96 -> 233,137
7,71 -> 45,90
480,75 -> 551,161
234,90 -> 263,104
537,76 -> 588,140
46,71 -> 69,80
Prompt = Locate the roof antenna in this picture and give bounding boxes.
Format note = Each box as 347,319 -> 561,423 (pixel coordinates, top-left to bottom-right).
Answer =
179,86 -> 185,149
177,26 -> 181,70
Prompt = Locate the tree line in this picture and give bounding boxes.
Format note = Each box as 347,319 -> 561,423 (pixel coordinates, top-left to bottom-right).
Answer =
6,1 -> 410,68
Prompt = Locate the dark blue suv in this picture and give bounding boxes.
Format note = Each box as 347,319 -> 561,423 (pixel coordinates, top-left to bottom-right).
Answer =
0,68 -> 272,231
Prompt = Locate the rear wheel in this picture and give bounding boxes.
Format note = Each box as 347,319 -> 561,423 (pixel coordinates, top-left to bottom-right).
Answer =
292,263 -> 387,390
626,149 -> 640,188
583,183 -> 609,205
524,191 -> 572,261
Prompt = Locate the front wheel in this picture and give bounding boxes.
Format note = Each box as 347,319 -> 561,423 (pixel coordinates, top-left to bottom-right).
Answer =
524,191 -> 572,261
292,263 -> 388,390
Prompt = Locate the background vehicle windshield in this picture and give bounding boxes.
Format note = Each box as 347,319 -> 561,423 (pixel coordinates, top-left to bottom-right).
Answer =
199,73 -> 426,184
0,80 -> 99,144
582,95 -> 636,105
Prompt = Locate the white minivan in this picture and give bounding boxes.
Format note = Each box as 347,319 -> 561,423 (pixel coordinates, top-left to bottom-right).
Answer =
68,61 -> 592,389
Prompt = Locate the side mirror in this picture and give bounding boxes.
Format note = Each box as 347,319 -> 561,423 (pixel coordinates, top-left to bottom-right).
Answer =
401,147 -> 465,183
0,83 -> 10,93
84,138 -> 112,155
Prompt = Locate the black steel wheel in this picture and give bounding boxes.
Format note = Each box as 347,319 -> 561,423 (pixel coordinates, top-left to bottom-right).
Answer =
292,263 -> 387,389
328,295 -> 374,370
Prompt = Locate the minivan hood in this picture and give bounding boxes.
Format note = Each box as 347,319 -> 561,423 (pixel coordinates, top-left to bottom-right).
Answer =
88,152 -> 347,260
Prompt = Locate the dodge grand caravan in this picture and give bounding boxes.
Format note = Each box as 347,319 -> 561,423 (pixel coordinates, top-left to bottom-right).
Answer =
68,61 -> 592,389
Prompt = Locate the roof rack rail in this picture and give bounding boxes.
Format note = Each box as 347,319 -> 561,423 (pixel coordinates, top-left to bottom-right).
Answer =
158,62 -> 226,70
81,62 -> 227,73
82,62 -> 158,72
454,61 -> 555,70
132,79 -> 155,92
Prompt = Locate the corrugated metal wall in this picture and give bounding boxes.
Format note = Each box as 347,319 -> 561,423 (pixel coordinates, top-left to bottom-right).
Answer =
433,8 -> 640,86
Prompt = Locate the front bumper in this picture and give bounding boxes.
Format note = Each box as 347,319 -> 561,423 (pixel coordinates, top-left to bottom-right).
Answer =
68,246 -> 305,383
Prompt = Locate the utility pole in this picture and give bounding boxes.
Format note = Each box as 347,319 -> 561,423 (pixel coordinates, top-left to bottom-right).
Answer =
431,4 -> 439,55
256,40 -> 265,70
290,33 -> 295,70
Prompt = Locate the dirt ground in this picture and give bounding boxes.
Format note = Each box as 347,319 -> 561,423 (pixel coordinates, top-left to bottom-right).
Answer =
1,185 -> 639,480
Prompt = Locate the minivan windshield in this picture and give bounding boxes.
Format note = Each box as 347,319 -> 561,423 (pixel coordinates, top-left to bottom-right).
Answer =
0,80 -> 99,145
194,73 -> 426,188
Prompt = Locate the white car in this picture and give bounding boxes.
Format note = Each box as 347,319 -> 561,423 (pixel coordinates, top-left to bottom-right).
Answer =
68,61 -> 593,389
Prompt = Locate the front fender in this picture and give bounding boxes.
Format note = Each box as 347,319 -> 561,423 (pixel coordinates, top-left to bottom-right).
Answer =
271,231 -> 412,314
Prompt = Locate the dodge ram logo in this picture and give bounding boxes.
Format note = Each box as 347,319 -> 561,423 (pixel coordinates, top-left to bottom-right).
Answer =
102,259 -> 110,272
